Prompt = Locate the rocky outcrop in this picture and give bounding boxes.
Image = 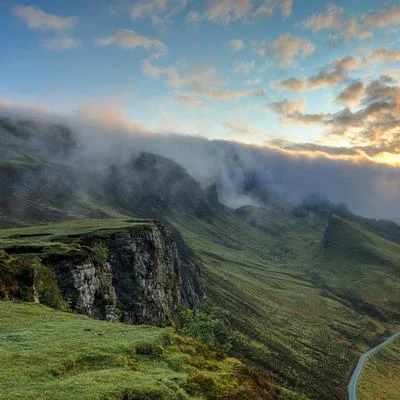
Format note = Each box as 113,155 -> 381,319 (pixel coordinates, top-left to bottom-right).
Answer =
47,222 -> 201,327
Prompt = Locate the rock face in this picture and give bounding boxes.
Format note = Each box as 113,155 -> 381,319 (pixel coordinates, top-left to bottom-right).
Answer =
49,222 -> 201,327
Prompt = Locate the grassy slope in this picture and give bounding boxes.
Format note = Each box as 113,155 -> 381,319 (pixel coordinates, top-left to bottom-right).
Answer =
0,301 -> 290,400
171,208 -> 399,400
358,336 -> 400,400
312,215 -> 400,321
1,205 -> 399,399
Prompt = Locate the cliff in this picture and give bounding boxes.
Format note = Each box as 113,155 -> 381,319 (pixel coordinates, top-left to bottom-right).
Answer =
0,219 -> 202,327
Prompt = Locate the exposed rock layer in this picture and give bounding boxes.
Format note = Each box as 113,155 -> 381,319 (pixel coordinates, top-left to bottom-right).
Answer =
48,223 -> 201,326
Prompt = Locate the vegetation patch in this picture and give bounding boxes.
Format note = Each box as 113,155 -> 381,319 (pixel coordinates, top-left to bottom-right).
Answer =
0,302 -> 286,400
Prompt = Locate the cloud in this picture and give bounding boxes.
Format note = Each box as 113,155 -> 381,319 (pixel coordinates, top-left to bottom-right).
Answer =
267,98 -> 306,119
302,4 -> 345,32
272,77 -> 307,92
205,0 -> 294,24
253,0 -> 293,19
2,99 -> 400,221
233,60 -> 255,75
273,63 -> 348,92
332,56 -> 359,70
343,20 -> 373,41
75,104 -> 150,134
206,0 -> 252,23
370,48 -> 400,64
280,0 -> 293,19
254,33 -> 315,68
141,60 -> 185,87
175,94 -> 203,107
336,80 -> 365,108
308,67 -> 348,89
141,59 -> 260,100
131,0 -> 188,25
95,29 -> 167,55
268,75 -> 400,152
42,36 -> 80,50
363,6 -> 400,28
230,39 -> 245,51
12,5 -> 77,32
245,78 -> 261,85
185,10 -> 201,24
224,120 -> 267,141
302,4 -> 400,41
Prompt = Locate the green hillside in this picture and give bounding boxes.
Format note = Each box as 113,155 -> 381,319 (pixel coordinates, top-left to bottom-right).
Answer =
171,209 -> 399,400
1,118 -> 400,400
312,215 -> 400,321
0,301 -> 294,400
358,336 -> 400,400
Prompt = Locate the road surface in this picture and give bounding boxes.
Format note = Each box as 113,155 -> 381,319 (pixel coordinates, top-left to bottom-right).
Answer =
348,330 -> 400,400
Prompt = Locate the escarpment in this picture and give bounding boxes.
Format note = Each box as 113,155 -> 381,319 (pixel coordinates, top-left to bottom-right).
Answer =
1,221 -> 202,327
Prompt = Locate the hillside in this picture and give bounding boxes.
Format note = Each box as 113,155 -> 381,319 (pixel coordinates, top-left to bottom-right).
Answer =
0,301 -> 292,400
358,335 -> 400,400
0,117 -> 399,400
171,209 -> 399,400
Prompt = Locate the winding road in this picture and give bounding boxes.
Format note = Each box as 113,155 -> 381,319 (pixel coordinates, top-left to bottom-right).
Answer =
348,331 -> 400,400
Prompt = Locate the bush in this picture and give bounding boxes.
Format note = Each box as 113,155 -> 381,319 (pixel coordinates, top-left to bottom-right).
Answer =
135,342 -> 164,357
0,252 -> 36,301
179,310 -> 219,346
35,264 -> 68,311
91,243 -> 109,265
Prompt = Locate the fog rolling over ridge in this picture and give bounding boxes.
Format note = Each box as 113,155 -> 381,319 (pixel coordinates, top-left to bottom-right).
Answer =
2,104 -> 400,223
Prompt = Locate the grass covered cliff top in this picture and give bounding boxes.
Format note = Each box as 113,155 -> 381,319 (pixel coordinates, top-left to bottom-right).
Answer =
0,301 -> 295,400
0,218 -> 155,256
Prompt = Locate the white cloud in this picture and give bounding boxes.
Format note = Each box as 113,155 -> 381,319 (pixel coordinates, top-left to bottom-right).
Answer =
43,36 -> 80,50
175,94 -> 203,107
254,33 -> 315,68
141,59 -> 260,100
95,29 -> 167,55
230,39 -> 245,51
185,10 -> 201,24
12,5 -> 77,32
363,6 -> 400,28
302,4 -> 345,32
233,60 -> 255,75
302,4 -> 400,41
131,0 -> 188,25
206,0 -> 294,24
245,78 -> 261,85
370,48 -> 400,64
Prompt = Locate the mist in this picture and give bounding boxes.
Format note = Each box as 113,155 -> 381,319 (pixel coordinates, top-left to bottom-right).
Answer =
1,103 -> 400,223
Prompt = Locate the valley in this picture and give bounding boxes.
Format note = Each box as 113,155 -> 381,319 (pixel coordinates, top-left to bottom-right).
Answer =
0,117 -> 399,399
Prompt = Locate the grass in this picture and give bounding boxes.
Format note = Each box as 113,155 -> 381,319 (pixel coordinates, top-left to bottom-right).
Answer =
0,218 -> 153,241
0,218 -> 153,255
0,301 -> 291,400
170,208 -> 400,400
358,336 -> 400,400
1,208 -> 399,400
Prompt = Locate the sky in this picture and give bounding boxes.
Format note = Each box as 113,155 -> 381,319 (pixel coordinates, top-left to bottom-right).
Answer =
1,0 -> 400,163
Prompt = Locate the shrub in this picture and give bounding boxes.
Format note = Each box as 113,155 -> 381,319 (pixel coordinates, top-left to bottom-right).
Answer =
135,342 -> 164,357
0,252 -> 36,301
91,243 -> 109,265
35,263 -> 68,311
184,372 -> 240,400
179,310 -> 219,346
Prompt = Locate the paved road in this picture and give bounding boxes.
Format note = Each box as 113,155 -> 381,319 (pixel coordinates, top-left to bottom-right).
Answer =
348,331 -> 400,400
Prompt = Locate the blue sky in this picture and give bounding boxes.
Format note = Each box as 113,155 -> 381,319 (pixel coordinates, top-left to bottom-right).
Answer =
1,0 -> 400,149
